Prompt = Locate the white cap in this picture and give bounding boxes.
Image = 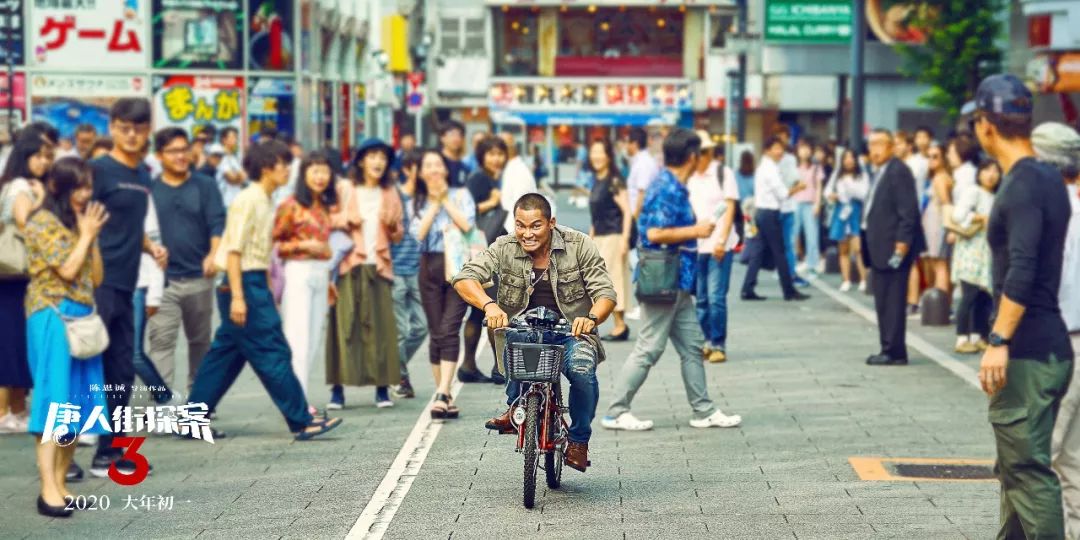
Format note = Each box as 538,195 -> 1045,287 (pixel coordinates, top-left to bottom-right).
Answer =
206,143 -> 226,155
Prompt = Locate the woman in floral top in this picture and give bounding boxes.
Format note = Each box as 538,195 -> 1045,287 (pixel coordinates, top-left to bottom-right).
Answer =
23,157 -> 108,517
273,152 -> 336,411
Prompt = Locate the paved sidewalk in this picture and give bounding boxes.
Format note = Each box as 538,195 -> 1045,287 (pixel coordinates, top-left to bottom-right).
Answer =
0,249 -> 1003,539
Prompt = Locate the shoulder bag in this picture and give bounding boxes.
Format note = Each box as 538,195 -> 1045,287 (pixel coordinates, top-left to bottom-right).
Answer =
51,303 -> 110,360
0,182 -> 29,278
634,247 -> 680,304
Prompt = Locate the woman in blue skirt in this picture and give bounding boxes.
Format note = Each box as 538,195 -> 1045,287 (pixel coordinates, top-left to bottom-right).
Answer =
24,157 -> 109,517
824,149 -> 870,292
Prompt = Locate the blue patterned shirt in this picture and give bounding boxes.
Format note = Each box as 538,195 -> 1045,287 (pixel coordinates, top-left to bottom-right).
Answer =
637,169 -> 697,292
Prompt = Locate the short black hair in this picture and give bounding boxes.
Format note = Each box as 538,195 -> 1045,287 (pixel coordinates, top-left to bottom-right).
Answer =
662,128 -> 701,167
154,127 -> 189,152
259,125 -> 278,139
764,136 -> 786,152
514,193 -> 552,220
109,98 -> 151,124
75,123 -> 96,135
474,135 -> 508,171
438,120 -> 465,137
627,127 -> 648,149
92,137 -> 113,153
220,126 -> 239,141
400,148 -> 423,173
196,124 -> 217,141
915,125 -> 934,138
976,159 -> 1003,193
243,140 -> 291,180
979,111 -> 1033,140
294,151 -> 339,209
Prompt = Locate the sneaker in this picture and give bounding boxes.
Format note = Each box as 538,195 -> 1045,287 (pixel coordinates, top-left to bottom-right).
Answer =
393,378 -> 415,399
858,281 -> 868,293
689,410 -> 742,428
839,281 -> 852,292
815,260 -> 826,274
77,434 -> 98,447
707,349 -> 727,364
795,262 -> 809,274
625,306 -> 641,320
327,385 -> 344,410
906,304 -> 920,319
0,412 -> 21,434
793,277 -> 811,288
701,344 -> 712,359
955,342 -> 979,354
66,462 -> 84,483
375,387 -> 394,408
600,412 -> 654,431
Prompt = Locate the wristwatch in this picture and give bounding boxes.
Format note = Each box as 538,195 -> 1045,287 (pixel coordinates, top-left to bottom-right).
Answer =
988,332 -> 1011,347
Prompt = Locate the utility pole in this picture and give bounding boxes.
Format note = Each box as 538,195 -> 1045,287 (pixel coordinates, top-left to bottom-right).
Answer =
849,0 -> 866,151
734,0 -> 747,142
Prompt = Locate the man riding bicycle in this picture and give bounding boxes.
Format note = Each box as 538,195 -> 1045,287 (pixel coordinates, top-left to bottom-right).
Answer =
453,193 -> 617,473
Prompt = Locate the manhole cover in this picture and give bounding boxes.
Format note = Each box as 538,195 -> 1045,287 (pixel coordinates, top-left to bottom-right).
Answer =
892,463 -> 994,480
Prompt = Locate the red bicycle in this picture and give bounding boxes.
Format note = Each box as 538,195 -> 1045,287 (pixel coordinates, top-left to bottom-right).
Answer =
496,307 -> 571,509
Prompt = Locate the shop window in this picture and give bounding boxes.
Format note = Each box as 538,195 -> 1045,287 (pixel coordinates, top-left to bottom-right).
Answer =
494,8 -> 539,76
710,12 -> 735,50
440,15 -> 486,57
555,7 -> 684,77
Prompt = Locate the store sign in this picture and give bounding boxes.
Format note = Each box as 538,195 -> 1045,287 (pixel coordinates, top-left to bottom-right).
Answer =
0,1 -> 24,65
249,77 -> 295,138
1029,52 -> 1080,94
152,0 -> 243,70
489,81 -> 692,113
249,0 -> 294,71
30,0 -> 148,70
153,75 -> 244,139
30,73 -> 148,139
764,0 -> 852,43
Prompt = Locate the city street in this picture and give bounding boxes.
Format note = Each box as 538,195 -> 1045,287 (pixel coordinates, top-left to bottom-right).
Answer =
0,196 -> 1006,539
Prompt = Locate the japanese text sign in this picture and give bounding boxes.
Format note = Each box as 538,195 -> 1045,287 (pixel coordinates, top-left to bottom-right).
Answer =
31,0 -> 148,70
153,75 -> 244,140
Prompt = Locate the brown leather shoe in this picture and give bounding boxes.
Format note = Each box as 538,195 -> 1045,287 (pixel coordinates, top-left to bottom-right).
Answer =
484,409 -> 515,434
565,442 -> 590,472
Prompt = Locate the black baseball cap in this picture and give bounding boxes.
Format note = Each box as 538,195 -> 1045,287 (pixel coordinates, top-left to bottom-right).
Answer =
972,74 -> 1033,115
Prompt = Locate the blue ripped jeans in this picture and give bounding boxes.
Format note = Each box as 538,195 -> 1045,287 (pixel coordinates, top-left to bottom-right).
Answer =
503,329 -> 599,444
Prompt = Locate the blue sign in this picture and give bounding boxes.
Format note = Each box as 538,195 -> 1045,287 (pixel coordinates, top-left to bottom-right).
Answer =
501,111 -> 678,127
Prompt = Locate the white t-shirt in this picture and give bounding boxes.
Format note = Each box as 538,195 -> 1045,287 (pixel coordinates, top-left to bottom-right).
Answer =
500,156 -> 537,232
217,153 -> 246,208
905,153 -> 929,202
627,150 -> 660,211
687,162 -> 740,253
356,185 -> 382,265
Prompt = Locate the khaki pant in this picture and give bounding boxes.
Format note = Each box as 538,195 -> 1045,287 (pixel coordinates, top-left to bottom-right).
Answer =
991,354 -> 1073,540
147,277 -> 215,393
1051,336 -> 1080,539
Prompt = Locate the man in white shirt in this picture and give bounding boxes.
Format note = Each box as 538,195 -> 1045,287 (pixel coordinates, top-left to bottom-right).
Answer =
687,131 -> 741,363
216,126 -> 247,207
498,132 -> 538,232
740,136 -> 809,302
625,127 -> 660,219
896,130 -> 929,204
774,127 -> 805,287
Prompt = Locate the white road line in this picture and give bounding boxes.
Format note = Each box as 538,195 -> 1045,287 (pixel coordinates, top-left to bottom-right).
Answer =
807,276 -> 981,390
347,340 -> 478,539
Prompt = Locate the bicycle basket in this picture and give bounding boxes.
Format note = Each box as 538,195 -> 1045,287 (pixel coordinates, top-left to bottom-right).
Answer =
504,342 -> 564,382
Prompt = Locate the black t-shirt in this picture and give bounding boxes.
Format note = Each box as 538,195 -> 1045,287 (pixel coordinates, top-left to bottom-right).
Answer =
987,157 -> 1074,362
196,163 -> 218,179
92,154 -> 151,292
466,170 -> 498,211
445,155 -> 468,188
589,176 -> 624,236
152,173 -> 227,279
526,267 -> 561,317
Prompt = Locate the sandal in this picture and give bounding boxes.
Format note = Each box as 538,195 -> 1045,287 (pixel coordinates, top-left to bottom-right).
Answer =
431,393 -> 450,419
294,417 -> 343,441
446,394 -> 460,419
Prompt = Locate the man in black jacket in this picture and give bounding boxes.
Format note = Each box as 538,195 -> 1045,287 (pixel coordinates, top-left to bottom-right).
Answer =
860,128 -> 926,366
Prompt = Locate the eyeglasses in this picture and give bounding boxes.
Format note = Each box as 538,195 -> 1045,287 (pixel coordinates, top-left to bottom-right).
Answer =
114,123 -> 150,136
161,147 -> 190,155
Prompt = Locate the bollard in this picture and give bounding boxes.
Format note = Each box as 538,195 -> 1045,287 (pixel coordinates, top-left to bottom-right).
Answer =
920,287 -> 951,326
824,246 -> 840,274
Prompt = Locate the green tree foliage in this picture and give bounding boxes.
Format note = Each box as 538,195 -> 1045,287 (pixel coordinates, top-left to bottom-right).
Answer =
893,0 -> 1006,122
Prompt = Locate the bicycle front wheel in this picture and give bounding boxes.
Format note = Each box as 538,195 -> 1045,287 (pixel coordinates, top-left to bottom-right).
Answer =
522,393 -> 540,509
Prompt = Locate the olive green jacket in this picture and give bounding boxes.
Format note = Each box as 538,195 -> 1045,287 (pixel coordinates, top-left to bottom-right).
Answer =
452,225 -> 617,323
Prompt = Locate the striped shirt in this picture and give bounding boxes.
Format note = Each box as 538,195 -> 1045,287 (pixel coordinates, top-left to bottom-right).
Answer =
390,189 -> 421,276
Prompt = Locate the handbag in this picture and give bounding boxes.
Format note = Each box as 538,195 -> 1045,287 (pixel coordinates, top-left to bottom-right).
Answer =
442,225 -> 488,282
0,183 -> 28,278
475,207 -> 508,244
51,303 -> 110,360
634,247 -> 680,303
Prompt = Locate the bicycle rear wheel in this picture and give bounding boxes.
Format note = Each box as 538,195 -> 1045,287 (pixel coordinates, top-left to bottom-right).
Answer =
522,394 -> 540,509
545,448 -> 563,489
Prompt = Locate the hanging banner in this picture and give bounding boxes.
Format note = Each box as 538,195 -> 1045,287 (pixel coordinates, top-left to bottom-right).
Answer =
152,75 -> 244,140
0,0 -> 24,66
31,0 -> 149,70
0,72 -> 26,138
248,77 -> 295,139
30,73 -> 148,139
151,0 -> 244,69
248,0 -> 294,71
